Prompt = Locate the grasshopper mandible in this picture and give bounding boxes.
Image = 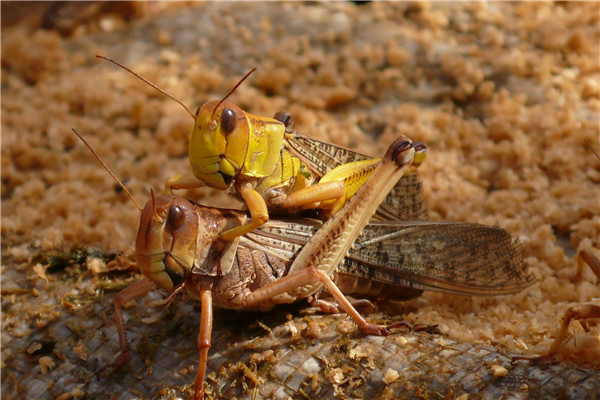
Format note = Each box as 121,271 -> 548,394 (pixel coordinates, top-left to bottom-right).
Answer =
98,56 -> 428,243
74,129 -> 534,399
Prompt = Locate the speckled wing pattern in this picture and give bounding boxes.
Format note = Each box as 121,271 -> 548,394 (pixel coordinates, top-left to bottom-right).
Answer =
241,218 -> 535,297
343,221 -> 535,295
284,132 -> 429,221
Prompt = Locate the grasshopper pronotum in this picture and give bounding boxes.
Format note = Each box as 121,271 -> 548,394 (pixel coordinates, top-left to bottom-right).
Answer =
74,130 -> 534,399
98,56 -> 428,243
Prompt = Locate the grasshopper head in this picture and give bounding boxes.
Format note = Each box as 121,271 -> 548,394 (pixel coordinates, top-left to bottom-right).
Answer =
188,100 -> 250,190
136,195 -> 243,290
136,195 -> 203,290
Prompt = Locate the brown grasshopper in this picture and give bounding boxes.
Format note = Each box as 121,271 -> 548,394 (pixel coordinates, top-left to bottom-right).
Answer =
74,130 -> 534,399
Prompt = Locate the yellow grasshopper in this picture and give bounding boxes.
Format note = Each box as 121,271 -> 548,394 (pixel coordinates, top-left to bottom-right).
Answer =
98,56 -> 427,242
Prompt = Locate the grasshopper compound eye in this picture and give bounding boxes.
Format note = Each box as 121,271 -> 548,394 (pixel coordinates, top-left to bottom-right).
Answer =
220,108 -> 237,134
166,205 -> 185,233
273,111 -> 293,128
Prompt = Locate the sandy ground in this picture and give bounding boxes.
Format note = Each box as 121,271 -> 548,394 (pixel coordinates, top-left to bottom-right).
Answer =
1,2 -> 599,398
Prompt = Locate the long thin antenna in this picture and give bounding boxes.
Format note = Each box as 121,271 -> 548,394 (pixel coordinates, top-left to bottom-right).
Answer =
96,55 -> 195,120
72,129 -> 143,213
584,139 -> 600,160
149,188 -> 161,222
210,67 -> 257,121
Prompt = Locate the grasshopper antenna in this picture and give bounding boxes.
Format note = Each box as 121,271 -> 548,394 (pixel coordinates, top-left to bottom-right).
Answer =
72,128 -> 143,213
149,188 -> 162,222
584,139 -> 600,160
211,67 -> 257,121
96,55 -> 195,120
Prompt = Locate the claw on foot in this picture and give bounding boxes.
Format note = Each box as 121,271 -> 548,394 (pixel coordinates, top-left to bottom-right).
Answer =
361,320 -> 410,336
362,323 -> 392,336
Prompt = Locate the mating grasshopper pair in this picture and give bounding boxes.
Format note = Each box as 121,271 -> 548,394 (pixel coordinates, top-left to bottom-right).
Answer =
99,56 -> 427,244
81,60 -> 535,399
77,130 -> 533,400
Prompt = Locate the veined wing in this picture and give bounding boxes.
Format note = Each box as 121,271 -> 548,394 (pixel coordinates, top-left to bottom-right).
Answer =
240,218 -> 535,296
284,131 -> 428,221
344,221 -> 535,296
238,217 -> 319,269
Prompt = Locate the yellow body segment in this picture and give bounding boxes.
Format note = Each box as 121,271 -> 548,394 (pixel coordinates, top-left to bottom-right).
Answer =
318,158 -> 382,209
219,185 -> 269,241
243,113 -> 286,178
254,151 -> 312,195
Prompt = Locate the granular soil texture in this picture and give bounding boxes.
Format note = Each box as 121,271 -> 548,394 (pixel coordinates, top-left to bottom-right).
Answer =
2,2 -> 599,399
